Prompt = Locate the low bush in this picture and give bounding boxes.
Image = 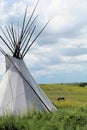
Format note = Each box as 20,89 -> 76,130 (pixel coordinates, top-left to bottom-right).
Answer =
0,108 -> 87,130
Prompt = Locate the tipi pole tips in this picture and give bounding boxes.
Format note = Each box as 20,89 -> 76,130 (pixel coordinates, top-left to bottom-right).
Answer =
0,35 -> 14,54
0,47 -> 6,56
0,0 -> 49,59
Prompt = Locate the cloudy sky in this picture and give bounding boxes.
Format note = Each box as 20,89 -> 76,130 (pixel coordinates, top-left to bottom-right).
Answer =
0,0 -> 87,83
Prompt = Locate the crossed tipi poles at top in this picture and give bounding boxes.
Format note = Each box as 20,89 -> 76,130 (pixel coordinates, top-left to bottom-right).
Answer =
0,0 -> 50,59
0,1 -> 52,113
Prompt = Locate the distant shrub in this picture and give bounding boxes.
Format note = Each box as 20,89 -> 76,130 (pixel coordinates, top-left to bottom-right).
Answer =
79,83 -> 85,87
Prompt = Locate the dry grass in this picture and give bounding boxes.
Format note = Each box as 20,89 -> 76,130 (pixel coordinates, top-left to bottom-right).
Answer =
40,83 -> 87,109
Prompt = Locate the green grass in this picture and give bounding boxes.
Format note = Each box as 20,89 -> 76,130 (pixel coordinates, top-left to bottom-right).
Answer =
0,108 -> 87,130
40,84 -> 87,108
0,83 -> 87,130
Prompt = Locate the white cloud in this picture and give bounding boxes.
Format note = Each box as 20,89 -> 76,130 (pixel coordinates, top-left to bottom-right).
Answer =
8,2 -> 26,17
0,0 -> 7,24
0,0 -> 87,83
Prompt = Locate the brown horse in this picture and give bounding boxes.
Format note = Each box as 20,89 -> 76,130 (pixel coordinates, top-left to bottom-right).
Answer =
57,97 -> 65,101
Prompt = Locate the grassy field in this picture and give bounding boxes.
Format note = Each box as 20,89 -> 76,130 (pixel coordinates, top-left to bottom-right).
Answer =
40,83 -> 87,109
0,108 -> 87,130
0,83 -> 87,130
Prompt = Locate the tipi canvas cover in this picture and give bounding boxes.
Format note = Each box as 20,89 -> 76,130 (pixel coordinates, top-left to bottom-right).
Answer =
0,55 -> 57,114
0,1 -> 57,114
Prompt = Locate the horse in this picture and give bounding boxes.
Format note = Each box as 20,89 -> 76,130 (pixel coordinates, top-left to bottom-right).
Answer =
57,97 -> 65,101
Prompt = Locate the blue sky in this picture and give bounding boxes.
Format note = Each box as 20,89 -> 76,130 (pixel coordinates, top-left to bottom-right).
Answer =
0,0 -> 87,83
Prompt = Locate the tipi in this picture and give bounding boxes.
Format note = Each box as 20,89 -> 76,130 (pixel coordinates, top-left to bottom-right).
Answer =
0,1 -> 57,115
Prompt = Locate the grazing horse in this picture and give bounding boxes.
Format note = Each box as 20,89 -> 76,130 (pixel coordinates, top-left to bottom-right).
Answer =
57,97 -> 65,101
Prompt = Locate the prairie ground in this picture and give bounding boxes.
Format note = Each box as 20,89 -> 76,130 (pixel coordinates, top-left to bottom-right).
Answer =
0,83 -> 87,130
40,83 -> 87,109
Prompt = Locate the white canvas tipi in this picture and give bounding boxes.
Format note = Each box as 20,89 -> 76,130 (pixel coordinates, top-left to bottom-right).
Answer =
0,2 -> 57,114
0,55 -> 57,114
